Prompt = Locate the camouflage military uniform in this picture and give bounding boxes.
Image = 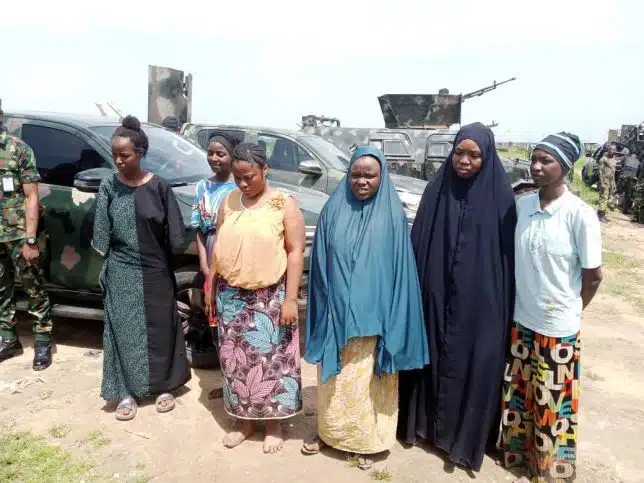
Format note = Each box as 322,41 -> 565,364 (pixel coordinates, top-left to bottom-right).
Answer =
0,129 -> 52,342
633,161 -> 644,223
617,154 -> 640,214
597,154 -> 616,214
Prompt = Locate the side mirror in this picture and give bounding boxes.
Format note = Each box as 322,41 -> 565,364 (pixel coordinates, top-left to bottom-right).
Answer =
298,160 -> 323,176
73,168 -> 114,193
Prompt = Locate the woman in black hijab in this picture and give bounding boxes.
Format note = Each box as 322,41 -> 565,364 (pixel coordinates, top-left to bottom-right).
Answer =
397,122 -> 517,472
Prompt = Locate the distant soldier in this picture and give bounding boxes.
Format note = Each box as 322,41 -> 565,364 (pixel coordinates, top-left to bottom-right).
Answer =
0,100 -> 53,370
597,143 -> 617,223
633,158 -> 644,224
618,152 -> 640,214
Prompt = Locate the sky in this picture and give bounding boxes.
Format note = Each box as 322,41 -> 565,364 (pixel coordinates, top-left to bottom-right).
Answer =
3,0 -> 643,143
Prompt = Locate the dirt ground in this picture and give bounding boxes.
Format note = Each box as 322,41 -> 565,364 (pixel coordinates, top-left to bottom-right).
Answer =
1,213 -> 643,482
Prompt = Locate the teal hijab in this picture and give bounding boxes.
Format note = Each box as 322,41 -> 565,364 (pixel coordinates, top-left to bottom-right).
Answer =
304,146 -> 429,383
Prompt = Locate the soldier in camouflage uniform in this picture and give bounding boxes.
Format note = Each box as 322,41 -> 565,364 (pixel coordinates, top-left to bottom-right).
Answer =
617,152 -> 640,214
0,101 -> 53,371
633,157 -> 644,224
597,143 -> 617,223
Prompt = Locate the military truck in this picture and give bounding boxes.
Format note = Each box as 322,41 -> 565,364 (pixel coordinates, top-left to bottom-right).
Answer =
1,111 -> 326,368
300,77 -> 531,184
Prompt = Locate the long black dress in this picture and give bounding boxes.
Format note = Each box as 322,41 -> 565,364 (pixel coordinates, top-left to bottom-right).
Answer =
397,123 -> 516,471
92,174 -> 191,400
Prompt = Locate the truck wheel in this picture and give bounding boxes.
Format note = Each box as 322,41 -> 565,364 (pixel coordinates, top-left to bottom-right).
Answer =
175,269 -> 220,369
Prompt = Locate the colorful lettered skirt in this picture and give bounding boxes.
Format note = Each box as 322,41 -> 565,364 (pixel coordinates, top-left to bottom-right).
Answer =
216,276 -> 302,420
501,321 -> 580,483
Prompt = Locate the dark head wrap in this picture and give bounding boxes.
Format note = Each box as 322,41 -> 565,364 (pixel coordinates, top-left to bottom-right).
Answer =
161,116 -> 179,131
398,122 -> 517,471
534,131 -> 582,172
208,130 -> 244,156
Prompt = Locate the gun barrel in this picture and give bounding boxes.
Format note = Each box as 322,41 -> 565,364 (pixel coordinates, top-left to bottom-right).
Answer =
462,77 -> 516,101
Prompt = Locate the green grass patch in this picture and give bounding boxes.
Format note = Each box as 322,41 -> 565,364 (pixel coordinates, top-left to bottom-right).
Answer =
602,250 -> 640,270
346,454 -> 361,468
48,424 -> 71,439
84,429 -> 111,449
0,431 -> 94,482
601,251 -> 644,312
370,468 -> 393,481
570,157 -> 599,206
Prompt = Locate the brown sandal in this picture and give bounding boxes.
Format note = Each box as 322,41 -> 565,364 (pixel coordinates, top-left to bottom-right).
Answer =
301,435 -> 326,454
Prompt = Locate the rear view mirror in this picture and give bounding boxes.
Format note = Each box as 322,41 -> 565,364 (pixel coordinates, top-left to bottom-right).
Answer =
73,168 -> 114,193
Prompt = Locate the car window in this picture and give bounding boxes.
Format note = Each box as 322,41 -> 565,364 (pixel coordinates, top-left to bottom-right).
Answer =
259,135 -> 298,172
91,125 -> 213,184
296,145 -> 314,163
20,125 -> 105,187
383,140 -> 409,156
299,135 -> 350,171
426,141 -> 452,158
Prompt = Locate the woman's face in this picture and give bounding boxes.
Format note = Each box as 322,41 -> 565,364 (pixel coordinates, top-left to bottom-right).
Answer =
207,141 -> 232,176
233,160 -> 268,198
112,137 -> 142,176
349,155 -> 381,200
530,148 -> 564,187
452,138 -> 483,179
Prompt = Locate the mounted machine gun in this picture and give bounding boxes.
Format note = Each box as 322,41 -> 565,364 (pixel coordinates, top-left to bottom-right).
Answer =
378,77 -> 517,129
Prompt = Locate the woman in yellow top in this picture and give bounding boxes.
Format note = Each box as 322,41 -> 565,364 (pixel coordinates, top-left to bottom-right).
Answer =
204,142 -> 306,454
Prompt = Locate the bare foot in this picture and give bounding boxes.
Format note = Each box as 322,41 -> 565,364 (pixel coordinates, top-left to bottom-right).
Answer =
263,420 -> 283,454
222,420 -> 254,449
513,477 -> 531,483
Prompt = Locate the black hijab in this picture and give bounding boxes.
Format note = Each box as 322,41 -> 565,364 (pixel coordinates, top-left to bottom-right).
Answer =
410,122 -> 516,335
400,122 -> 517,470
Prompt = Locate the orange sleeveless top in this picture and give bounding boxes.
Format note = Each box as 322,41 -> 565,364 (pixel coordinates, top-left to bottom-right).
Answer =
214,190 -> 288,289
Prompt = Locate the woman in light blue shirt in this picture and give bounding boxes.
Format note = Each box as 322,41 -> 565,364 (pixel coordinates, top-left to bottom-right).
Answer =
501,132 -> 603,483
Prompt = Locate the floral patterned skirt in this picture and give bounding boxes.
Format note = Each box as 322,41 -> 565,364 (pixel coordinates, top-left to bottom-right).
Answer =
216,276 -> 302,420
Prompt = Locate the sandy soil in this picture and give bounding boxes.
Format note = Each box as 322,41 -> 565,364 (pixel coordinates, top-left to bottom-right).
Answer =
1,214 -> 643,482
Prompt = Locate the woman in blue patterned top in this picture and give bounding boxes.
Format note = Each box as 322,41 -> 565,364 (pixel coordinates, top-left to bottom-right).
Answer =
191,131 -> 242,281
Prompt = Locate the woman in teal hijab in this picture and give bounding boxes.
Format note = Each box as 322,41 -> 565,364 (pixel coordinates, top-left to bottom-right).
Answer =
302,146 -> 429,469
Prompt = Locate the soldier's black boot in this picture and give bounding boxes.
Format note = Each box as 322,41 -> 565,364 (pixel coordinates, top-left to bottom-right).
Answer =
0,337 -> 24,362
33,340 -> 52,371
597,210 -> 608,223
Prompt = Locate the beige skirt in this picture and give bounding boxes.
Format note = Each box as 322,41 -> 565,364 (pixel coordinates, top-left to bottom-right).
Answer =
317,336 -> 399,454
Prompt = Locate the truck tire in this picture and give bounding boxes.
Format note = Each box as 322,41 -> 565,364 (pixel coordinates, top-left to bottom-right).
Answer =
175,269 -> 220,369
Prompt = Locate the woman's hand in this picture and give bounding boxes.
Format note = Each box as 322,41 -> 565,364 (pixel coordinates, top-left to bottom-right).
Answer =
279,298 -> 298,325
204,279 -> 215,317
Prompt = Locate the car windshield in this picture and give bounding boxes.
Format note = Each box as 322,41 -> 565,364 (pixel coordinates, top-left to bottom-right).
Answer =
299,135 -> 350,171
90,125 -> 213,185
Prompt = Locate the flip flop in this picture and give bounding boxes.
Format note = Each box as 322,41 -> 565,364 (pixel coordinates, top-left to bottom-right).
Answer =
356,455 -> 373,470
155,393 -> 176,413
301,435 -> 326,455
115,396 -> 137,421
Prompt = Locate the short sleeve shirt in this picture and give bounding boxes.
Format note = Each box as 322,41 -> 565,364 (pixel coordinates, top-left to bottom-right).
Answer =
514,188 -> 602,337
190,178 -> 237,236
0,130 -> 41,242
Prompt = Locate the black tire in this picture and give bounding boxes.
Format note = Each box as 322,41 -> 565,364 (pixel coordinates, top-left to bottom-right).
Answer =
175,269 -> 220,369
